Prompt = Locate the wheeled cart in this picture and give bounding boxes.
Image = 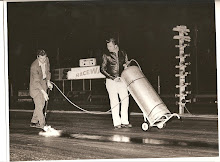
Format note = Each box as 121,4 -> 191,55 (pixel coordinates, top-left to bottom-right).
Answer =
121,65 -> 180,131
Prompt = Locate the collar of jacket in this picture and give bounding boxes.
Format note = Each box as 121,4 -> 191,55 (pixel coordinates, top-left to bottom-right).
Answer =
38,60 -> 46,67
36,57 -> 48,67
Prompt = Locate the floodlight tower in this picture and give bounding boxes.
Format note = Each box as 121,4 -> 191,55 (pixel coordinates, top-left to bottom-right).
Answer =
173,25 -> 191,114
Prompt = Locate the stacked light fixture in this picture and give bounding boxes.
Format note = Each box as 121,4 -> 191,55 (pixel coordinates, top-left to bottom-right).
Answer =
173,25 -> 191,114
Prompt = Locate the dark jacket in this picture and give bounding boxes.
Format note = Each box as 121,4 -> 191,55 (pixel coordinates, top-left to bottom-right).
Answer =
101,50 -> 128,80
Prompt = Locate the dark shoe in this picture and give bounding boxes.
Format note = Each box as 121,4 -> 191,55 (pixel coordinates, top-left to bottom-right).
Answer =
35,123 -> 44,129
30,123 -> 38,127
121,124 -> 132,128
30,123 -> 44,129
114,125 -> 122,129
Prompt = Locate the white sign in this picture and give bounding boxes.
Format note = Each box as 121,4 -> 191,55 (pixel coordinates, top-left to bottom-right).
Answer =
79,58 -> 97,67
67,65 -> 106,80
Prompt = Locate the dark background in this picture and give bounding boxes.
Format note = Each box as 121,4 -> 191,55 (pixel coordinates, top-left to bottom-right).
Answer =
7,0 -> 217,98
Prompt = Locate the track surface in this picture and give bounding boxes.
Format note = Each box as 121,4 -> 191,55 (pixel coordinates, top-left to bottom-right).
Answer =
9,110 -> 219,161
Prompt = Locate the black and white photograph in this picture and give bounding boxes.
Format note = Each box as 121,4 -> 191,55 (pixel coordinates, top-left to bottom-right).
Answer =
1,0 -> 219,161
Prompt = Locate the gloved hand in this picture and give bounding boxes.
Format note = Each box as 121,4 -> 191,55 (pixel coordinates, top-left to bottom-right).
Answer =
41,90 -> 49,101
114,77 -> 121,82
47,80 -> 53,90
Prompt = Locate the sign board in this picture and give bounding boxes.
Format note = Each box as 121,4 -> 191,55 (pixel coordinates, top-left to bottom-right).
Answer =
67,65 -> 106,80
18,90 -> 30,96
79,58 -> 97,67
52,68 -> 71,81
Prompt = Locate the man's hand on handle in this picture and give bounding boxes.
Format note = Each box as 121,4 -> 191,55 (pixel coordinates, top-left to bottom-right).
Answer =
123,60 -> 131,69
47,80 -> 53,90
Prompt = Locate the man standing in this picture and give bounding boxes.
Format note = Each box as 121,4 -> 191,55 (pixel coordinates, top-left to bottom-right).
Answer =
29,49 -> 53,129
101,38 -> 132,129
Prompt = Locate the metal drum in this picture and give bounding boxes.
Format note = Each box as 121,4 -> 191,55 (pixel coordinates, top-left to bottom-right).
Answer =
121,66 -> 170,125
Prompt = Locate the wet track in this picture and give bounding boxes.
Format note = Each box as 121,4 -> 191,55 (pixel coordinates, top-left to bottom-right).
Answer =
9,110 -> 219,161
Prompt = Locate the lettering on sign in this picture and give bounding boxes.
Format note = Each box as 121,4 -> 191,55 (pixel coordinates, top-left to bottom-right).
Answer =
67,66 -> 106,80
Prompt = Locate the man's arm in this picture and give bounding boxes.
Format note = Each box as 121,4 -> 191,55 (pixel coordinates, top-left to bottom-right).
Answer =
125,51 -> 128,63
101,54 -> 114,80
46,57 -> 51,81
123,51 -> 130,68
46,57 -> 53,90
31,65 -> 44,91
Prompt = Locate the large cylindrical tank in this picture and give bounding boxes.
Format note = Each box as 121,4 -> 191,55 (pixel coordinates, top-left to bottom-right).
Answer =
121,66 -> 170,124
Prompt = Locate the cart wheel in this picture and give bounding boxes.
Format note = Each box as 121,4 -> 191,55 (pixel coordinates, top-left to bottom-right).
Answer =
157,122 -> 166,129
142,123 -> 149,131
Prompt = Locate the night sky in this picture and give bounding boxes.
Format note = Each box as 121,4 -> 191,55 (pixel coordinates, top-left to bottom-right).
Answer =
7,0 -> 216,95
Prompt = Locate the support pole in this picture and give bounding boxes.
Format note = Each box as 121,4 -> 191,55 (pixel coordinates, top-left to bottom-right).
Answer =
62,80 -> 65,94
89,79 -> 92,91
157,75 -> 160,94
83,79 -> 85,91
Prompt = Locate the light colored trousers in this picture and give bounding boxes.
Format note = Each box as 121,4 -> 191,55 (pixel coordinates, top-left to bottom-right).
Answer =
31,92 -> 46,128
106,78 -> 130,126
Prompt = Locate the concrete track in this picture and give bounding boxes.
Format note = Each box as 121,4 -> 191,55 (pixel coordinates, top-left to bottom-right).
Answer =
9,110 -> 219,161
